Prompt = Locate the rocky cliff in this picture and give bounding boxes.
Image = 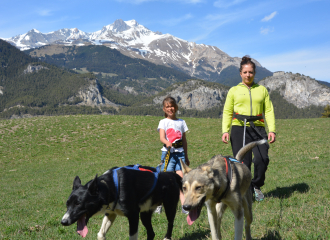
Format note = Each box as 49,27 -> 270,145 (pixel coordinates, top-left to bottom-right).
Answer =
23,64 -> 49,74
153,80 -> 229,111
72,79 -> 120,108
259,72 -> 330,108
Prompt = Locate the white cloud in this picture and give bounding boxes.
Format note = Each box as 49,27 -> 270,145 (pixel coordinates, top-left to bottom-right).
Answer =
191,1 -> 275,41
260,27 -> 274,35
189,12 -> 236,42
161,14 -> 193,26
214,0 -> 246,8
37,9 -> 53,17
261,11 -> 277,22
258,47 -> 330,81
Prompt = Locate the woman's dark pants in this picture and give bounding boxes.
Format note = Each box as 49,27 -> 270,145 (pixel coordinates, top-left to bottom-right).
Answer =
230,125 -> 269,189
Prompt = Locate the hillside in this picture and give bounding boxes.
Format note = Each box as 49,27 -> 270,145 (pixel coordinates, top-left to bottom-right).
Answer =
25,45 -> 193,95
0,39 -> 118,118
114,79 -> 326,119
1,39 -> 328,119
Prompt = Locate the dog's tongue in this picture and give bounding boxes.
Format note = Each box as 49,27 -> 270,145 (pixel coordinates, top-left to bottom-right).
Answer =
77,216 -> 88,238
187,208 -> 199,225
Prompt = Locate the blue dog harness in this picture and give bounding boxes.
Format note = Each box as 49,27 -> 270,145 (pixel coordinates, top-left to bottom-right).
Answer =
111,164 -> 160,210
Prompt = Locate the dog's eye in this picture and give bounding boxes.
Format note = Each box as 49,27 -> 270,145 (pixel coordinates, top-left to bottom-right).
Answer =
195,186 -> 201,191
182,186 -> 186,192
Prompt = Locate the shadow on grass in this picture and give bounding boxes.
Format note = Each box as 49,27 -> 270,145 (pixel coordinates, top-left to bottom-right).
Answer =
179,229 -> 210,240
265,183 -> 309,199
259,229 -> 282,240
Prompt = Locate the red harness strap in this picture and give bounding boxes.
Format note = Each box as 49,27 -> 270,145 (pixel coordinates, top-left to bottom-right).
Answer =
139,167 -> 153,173
225,158 -> 229,177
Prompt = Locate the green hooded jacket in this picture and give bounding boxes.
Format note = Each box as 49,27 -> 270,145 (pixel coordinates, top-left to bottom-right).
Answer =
222,82 -> 276,134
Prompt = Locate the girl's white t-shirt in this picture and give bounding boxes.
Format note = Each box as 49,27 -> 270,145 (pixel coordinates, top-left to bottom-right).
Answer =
157,118 -> 188,152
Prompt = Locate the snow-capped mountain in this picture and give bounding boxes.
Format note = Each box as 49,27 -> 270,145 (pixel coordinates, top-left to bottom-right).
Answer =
2,19 -> 271,83
4,28 -> 90,50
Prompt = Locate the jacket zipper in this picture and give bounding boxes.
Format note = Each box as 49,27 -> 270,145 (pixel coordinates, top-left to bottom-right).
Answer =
242,84 -> 253,116
249,87 -> 252,116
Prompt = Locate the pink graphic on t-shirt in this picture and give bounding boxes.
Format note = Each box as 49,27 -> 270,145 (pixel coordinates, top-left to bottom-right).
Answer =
166,128 -> 182,143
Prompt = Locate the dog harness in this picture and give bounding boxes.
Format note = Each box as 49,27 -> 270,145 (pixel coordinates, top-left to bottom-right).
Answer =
216,157 -> 242,203
111,164 -> 160,210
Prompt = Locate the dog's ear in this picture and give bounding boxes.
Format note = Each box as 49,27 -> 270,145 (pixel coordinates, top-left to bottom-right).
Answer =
73,176 -> 82,190
88,175 -> 99,196
201,166 -> 212,173
202,166 -> 213,178
180,159 -> 192,175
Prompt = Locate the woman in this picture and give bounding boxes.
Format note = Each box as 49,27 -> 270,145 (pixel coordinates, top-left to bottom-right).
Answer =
222,55 -> 276,201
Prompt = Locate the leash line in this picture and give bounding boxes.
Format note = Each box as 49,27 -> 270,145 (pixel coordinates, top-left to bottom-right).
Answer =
163,147 -> 171,172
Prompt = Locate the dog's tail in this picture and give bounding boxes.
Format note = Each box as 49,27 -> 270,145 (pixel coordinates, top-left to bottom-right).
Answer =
235,139 -> 267,161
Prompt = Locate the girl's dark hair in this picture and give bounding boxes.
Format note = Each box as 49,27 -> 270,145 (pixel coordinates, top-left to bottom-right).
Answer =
240,55 -> 256,73
163,96 -> 178,118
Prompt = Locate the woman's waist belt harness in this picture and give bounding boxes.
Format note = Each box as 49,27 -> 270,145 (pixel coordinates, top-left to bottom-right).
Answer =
233,113 -> 267,147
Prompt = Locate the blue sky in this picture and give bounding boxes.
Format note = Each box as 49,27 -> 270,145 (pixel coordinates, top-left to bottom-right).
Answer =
1,0 -> 329,82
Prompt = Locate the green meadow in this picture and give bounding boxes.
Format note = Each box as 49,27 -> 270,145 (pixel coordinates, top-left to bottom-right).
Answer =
0,115 -> 329,239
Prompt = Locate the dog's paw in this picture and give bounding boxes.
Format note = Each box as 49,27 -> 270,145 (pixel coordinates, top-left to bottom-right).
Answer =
97,234 -> 106,240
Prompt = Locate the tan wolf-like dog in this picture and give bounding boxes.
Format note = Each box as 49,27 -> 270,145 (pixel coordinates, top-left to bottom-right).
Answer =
180,139 -> 267,240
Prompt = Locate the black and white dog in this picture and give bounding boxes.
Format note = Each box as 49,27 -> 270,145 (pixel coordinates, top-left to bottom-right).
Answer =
61,165 -> 182,240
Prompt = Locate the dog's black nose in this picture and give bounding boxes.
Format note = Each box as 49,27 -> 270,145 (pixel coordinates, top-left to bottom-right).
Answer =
61,219 -> 69,226
182,205 -> 191,211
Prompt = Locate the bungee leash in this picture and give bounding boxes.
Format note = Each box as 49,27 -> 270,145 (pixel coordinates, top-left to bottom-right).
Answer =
162,140 -> 183,172
163,146 -> 171,172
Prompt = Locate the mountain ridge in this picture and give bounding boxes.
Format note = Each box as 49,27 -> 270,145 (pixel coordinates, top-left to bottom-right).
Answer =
1,36 -> 328,120
3,19 -> 273,85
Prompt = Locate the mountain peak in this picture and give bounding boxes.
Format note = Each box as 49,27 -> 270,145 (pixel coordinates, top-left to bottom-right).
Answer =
112,19 -> 131,32
29,28 -> 41,34
125,19 -> 139,27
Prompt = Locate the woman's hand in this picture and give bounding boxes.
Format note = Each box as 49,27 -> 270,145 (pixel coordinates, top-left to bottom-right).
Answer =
268,132 -> 276,143
222,133 -> 229,144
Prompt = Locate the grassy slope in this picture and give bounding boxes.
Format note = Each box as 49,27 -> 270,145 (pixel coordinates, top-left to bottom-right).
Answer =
0,115 -> 329,239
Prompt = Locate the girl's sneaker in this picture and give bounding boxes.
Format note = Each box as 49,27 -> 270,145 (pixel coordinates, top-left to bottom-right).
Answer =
254,188 -> 264,201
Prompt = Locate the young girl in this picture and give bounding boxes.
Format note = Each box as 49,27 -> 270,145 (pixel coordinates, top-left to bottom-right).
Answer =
155,96 -> 190,214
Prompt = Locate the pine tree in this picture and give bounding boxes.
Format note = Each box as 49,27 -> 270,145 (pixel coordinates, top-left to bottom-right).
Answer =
321,105 -> 330,118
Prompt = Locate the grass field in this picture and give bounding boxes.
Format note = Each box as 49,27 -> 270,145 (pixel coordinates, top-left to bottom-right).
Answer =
0,115 -> 329,239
